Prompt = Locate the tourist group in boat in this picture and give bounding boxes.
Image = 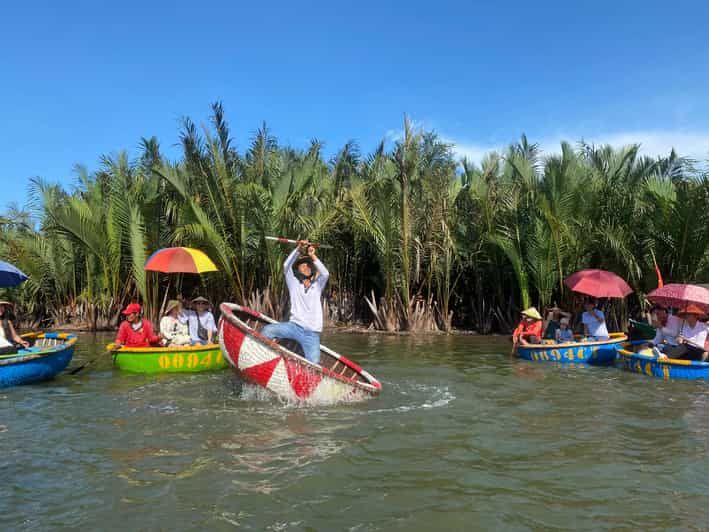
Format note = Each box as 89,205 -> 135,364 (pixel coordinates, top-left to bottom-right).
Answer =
512,298 -> 611,347
2,245 -> 709,391
114,296 -> 218,349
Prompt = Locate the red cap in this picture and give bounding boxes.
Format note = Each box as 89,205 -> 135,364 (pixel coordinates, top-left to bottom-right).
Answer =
122,303 -> 142,315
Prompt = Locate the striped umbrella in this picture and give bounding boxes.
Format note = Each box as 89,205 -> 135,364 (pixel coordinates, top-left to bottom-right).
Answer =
144,247 -> 218,273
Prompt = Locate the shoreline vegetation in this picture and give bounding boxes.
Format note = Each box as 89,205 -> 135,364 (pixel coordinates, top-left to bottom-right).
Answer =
1,102 -> 708,334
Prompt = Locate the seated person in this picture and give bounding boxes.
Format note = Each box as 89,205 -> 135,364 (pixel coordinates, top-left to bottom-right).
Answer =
650,304 -> 681,351
185,297 -> 217,345
114,303 -> 161,348
581,298 -> 610,341
543,306 -> 572,340
159,300 -> 192,346
555,317 -> 574,343
512,307 -> 543,346
634,343 -> 656,356
663,305 -> 708,361
0,301 -> 30,355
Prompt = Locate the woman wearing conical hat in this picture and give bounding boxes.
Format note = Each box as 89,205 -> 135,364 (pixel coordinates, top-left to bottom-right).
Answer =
512,307 -> 543,348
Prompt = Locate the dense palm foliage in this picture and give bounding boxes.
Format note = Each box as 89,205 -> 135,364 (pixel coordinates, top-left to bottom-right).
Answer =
1,103 -> 708,332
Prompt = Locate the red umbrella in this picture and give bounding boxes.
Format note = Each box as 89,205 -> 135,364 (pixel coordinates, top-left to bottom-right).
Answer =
647,283 -> 709,313
564,269 -> 633,298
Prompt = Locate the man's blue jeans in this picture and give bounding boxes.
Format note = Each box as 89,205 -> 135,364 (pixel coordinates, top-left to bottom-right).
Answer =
260,321 -> 321,365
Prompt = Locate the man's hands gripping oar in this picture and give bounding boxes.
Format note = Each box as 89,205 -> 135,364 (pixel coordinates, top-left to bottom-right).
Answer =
265,236 -> 332,249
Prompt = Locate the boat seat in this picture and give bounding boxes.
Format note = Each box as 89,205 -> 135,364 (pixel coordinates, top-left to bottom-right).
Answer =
276,338 -> 307,358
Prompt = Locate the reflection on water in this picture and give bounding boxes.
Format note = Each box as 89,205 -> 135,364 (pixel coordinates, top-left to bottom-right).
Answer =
1,332 -> 709,530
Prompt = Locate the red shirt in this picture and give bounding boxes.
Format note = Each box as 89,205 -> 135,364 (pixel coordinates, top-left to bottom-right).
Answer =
116,319 -> 160,347
512,319 -> 543,341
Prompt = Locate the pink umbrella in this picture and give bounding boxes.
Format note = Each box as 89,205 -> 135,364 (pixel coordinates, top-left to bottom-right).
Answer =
564,269 -> 633,298
647,283 -> 709,313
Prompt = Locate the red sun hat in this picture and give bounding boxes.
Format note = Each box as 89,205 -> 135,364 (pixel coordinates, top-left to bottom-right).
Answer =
678,304 -> 706,317
122,303 -> 142,315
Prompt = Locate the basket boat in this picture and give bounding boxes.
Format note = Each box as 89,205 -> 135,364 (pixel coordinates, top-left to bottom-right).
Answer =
516,332 -> 627,365
219,303 -> 381,403
0,332 -> 77,388
629,319 -> 656,340
109,343 -> 226,373
618,348 -> 709,380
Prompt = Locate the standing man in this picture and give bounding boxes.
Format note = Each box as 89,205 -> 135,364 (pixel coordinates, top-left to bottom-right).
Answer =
261,241 -> 329,364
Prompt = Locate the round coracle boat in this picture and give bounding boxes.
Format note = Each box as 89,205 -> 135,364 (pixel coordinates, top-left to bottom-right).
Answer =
517,332 -> 627,365
0,332 -> 77,388
109,343 -> 226,373
618,348 -> 709,380
219,303 -> 381,403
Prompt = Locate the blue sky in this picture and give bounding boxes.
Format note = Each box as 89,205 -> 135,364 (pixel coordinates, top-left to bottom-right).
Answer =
2,0 -> 709,210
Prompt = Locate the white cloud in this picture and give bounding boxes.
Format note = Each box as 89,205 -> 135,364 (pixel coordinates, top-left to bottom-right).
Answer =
385,119 -> 429,143
446,131 -> 709,163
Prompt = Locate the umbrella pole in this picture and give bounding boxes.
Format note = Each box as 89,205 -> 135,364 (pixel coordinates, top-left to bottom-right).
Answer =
158,278 -> 171,320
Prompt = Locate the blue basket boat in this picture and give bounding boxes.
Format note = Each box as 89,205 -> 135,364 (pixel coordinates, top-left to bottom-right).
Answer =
618,348 -> 709,380
516,333 -> 627,365
0,332 -> 77,388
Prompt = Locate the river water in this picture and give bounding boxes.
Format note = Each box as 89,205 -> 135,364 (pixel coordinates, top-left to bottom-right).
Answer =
2,332 -> 709,531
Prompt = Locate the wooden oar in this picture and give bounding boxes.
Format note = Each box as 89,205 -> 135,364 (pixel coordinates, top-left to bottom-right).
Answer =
265,236 -> 333,249
69,344 -> 120,375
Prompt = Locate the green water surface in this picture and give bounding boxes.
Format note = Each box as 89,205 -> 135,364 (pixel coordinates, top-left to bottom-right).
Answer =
1,333 -> 708,531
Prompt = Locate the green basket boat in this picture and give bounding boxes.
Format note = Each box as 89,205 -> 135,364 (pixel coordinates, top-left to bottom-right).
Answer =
109,343 -> 226,373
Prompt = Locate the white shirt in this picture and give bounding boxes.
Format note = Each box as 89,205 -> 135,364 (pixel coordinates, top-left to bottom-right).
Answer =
0,320 -> 12,348
582,309 -> 609,339
284,248 -> 330,332
680,321 -> 708,349
653,314 -> 681,346
160,315 -> 191,345
184,310 -> 217,343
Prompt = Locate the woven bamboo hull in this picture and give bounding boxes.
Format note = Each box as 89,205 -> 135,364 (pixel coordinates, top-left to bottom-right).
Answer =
219,303 -> 381,403
516,333 -> 627,365
110,344 -> 226,373
0,332 -> 77,388
619,349 -> 709,380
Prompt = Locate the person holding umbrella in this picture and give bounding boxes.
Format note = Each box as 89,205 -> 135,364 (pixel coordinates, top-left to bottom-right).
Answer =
650,304 -> 681,351
663,305 -> 708,361
185,296 -> 217,345
581,298 -> 610,341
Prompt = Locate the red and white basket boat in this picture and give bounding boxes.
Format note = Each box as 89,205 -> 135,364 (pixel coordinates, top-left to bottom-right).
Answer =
219,303 -> 382,403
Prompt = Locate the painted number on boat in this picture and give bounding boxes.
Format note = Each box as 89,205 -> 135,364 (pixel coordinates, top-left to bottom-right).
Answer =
530,346 -> 597,361
158,352 -> 223,370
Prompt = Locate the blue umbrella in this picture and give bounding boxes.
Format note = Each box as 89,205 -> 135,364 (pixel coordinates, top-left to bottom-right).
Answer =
0,260 -> 28,288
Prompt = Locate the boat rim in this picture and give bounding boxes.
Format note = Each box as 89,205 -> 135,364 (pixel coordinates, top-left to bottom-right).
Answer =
0,332 -> 77,365
107,343 -> 220,353
618,348 -> 709,367
520,332 -> 627,350
219,302 -> 381,393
